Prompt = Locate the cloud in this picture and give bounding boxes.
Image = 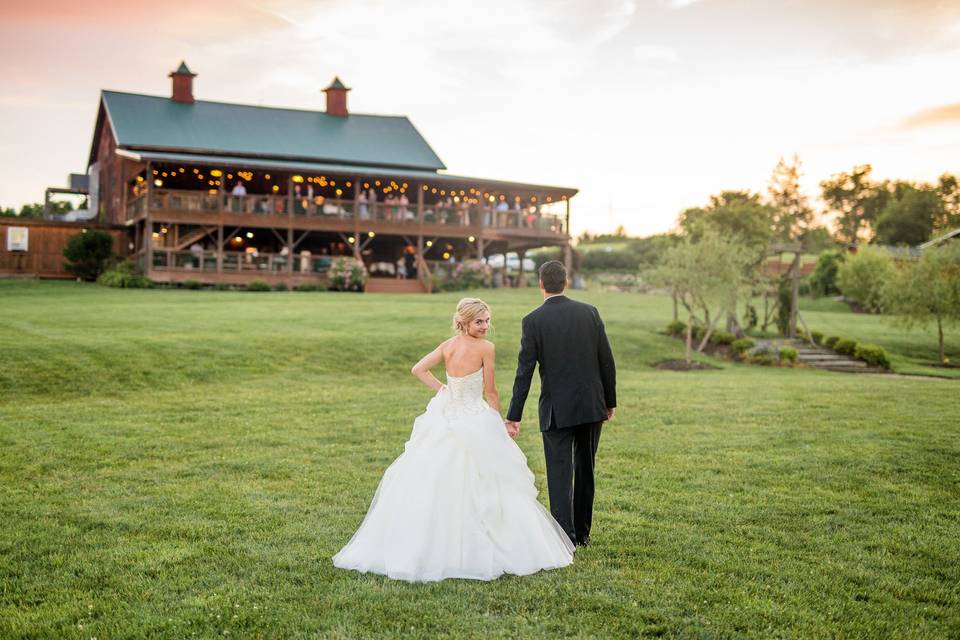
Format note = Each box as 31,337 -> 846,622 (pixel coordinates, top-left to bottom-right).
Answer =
658,0 -> 705,8
899,103 -> 960,130
633,44 -> 679,63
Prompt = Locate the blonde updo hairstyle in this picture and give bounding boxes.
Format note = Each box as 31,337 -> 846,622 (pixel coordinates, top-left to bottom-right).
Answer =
452,297 -> 491,335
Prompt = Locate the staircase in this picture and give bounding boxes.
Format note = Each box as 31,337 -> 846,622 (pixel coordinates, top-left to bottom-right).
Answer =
792,342 -> 886,373
364,278 -> 428,294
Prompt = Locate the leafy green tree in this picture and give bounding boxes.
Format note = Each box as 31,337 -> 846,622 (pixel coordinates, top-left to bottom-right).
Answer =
63,230 -> 114,281
798,225 -> 837,253
768,154 -> 814,242
809,249 -> 846,297
820,165 -> 889,243
935,173 -> 960,233
649,229 -> 761,362
678,190 -> 775,250
886,242 -> 960,364
874,184 -> 940,246
0,207 -> 17,217
836,246 -> 895,313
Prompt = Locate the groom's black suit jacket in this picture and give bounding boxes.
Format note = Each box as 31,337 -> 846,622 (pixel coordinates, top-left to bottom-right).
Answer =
507,295 -> 616,431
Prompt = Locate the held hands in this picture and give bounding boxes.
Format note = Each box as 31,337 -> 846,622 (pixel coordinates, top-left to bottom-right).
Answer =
504,420 -> 520,439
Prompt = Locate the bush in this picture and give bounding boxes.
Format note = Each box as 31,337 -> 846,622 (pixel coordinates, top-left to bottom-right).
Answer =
272,282 -> 289,292
854,343 -> 890,368
742,304 -> 758,330
809,249 -> 845,297
446,259 -> 493,290
836,246 -> 895,313
811,330 -> 824,345
747,345 -> 778,365
213,283 -> 232,291
96,260 -> 152,288
294,282 -> 322,292
63,229 -> 114,281
246,280 -> 271,292
665,320 -> 686,336
823,336 -> 840,349
710,330 -> 735,345
732,338 -> 755,354
779,347 -> 798,364
834,338 -> 857,355
581,248 -> 640,272
181,279 -> 202,290
328,257 -> 368,291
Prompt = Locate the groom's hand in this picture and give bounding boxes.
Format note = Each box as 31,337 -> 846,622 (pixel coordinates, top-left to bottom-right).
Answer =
504,420 -> 520,439
606,407 -> 615,420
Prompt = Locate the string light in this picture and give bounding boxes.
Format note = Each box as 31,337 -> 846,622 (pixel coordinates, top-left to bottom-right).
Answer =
426,240 -> 433,247
272,185 -> 280,192
468,236 -> 475,242
292,175 -> 304,183
154,179 -> 163,187
363,183 -> 370,189
368,231 -> 375,237
348,237 -> 356,244
246,232 -> 254,239
192,168 -> 199,174
152,170 -> 159,175
264,174 -> 271,180
210,169 -> 223,178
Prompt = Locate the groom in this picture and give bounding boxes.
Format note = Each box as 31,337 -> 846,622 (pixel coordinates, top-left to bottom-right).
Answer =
506,260 -> 617,547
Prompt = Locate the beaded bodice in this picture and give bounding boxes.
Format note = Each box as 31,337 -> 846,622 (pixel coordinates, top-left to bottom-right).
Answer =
442,367 -> 486,418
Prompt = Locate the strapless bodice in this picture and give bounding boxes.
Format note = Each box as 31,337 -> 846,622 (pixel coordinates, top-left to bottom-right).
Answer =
442,367 -> 486,418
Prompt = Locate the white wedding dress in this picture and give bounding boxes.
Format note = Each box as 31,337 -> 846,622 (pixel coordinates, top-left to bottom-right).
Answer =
332,367 -> 574,582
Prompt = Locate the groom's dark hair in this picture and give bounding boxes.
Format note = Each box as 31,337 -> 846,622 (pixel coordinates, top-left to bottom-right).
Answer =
539,261 -> 566,294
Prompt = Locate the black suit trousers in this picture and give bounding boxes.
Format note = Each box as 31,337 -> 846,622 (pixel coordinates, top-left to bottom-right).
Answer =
541,420 -> 603,545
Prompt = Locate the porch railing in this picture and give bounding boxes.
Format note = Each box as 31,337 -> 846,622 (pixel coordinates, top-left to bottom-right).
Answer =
150,249 -> 333,274
131,188 -> 567,235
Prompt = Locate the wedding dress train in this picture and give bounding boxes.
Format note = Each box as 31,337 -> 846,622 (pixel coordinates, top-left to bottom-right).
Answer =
332,367 -> 574,582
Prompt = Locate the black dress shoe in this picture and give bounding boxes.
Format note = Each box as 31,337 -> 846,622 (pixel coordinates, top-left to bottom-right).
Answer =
575,537 -> 591,548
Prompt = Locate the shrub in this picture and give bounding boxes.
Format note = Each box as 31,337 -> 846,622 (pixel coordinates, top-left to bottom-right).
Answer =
742,304 -> 758,331
747,345 -> 778,365
63,229 -> 114,281
834,338 -> 857,356
246,280 -> 271,292
823,336 -> 840,349
691,325 -> 705,341
836,246 -> 895,313
294,282 -> 322,292
854,343 -> 890,368
181,279 -> 202,290
809,249 -> 845,297
213,283 -> 232,291
581,249 -> 640,272
732,338 -> 755,354
447,259 -> 493,290
272,282 -> 289,292
96,260 -> 152,288
710,330 -> 735,345
779,347 -> 799,364
811,330 -> 824,345
665,320 -> 686,336
328,257 -> 368,291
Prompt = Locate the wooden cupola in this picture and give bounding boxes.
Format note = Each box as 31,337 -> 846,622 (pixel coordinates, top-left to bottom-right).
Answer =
323,76 -> 350,117
169,61 -> 197,104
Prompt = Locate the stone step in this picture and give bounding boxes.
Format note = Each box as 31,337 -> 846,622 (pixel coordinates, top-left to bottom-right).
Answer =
807,359 -> 867,367
797,353 -> 853,361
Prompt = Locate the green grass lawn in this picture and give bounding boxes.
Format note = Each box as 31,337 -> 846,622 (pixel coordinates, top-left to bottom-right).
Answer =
1,281 -> 957,638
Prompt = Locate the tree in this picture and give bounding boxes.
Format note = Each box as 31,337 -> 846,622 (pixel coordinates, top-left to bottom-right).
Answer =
678,190 -> 775,250
649,229 -> 761,362
768,154 -> 814,242
935,173 -> 960,233
886,242 -> 960,364
63,230 -> 114,281
836,246 -> 895,313
873,184 -> 940,246
809,249 -> 845,297
820,165 -> 889,243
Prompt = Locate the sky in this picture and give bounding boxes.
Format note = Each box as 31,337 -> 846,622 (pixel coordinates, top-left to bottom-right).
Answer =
3,0 -> 960,237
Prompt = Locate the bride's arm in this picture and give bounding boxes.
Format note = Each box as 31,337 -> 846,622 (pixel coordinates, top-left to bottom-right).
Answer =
482,342 -> 501,413
411,342 -> 446,391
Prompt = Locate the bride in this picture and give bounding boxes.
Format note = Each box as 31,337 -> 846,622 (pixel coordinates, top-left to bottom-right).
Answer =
332,297 -> 574,582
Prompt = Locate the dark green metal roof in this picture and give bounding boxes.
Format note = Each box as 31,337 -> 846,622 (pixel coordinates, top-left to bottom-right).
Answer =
96,90 -> 446,171
325,77 -> 349,91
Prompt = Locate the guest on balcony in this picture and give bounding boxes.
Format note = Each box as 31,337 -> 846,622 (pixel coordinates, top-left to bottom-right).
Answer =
357,190 -> 370,220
